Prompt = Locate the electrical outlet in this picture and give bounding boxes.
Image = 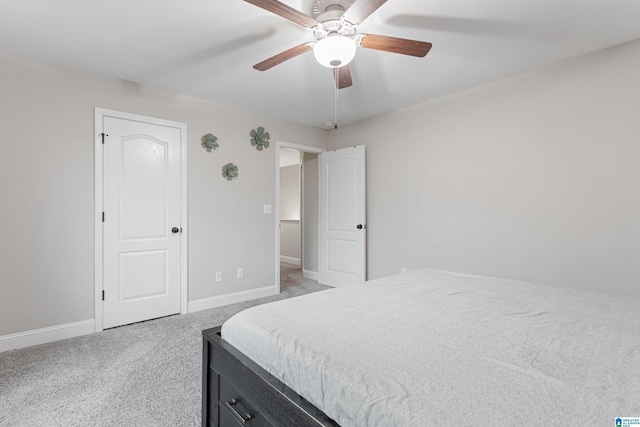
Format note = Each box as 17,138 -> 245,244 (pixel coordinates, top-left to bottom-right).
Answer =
237,268 -> 244,279
401,267 -> 407,274
215,271 -> 222,282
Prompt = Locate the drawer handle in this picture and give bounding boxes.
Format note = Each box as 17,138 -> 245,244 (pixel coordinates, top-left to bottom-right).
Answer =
224,398 -> 253,424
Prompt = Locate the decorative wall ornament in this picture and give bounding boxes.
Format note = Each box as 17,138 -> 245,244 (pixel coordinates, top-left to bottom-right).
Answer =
201,133 -> 219,152
221,163 -> 239,181
250,127 -> 270,151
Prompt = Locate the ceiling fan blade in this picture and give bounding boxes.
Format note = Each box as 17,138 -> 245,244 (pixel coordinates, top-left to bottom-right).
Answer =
253,43 -> 313,71
360,34 -> 432,57
334,65 -> 353,89
342,0 -> 388,25
244,0 -> 318,28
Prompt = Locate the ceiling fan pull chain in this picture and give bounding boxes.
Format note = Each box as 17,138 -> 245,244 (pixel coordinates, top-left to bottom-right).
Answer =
334,68 -> 339,129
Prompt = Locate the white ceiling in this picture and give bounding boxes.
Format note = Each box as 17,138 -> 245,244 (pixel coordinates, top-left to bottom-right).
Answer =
1,0 -> 639,128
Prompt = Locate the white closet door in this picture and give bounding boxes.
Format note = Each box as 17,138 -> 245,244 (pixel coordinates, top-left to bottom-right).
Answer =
102,116 -> 182,329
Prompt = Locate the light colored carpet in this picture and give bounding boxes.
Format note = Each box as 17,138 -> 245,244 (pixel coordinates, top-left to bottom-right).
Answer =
0,264 -> 328,427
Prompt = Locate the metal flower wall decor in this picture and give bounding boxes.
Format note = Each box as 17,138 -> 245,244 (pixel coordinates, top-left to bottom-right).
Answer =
201,133 -> 219,152
250,127 -> 270,151
221,163 -> 239,181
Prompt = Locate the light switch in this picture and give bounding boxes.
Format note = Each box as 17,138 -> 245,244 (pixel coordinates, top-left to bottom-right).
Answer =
263,204 -> 272,214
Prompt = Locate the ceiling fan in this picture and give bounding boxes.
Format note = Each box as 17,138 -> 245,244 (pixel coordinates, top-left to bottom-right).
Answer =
245,0 -> 433,89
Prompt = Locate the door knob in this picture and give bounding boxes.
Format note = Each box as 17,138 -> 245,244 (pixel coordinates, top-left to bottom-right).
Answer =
171,227 -> 180,234
357,224 -> 363,230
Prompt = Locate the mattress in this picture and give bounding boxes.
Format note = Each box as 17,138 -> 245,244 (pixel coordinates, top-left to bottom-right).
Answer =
221,269 -> 640,426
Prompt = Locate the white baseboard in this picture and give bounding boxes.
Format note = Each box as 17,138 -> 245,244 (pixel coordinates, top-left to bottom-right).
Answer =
188,285 -> 277,314
0,319 -> 95,353
280,256 -> 301,266
303,269 -> 319,281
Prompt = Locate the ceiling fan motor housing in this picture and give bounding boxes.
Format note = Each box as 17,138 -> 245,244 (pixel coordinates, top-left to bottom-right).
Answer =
312,0 -> 357,41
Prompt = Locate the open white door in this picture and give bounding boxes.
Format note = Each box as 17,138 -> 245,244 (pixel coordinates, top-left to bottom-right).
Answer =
319,145 -> 366,287
101,114 -> 184,329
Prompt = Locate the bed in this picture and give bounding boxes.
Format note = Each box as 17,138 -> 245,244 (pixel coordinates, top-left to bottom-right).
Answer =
202,268 -> 640,426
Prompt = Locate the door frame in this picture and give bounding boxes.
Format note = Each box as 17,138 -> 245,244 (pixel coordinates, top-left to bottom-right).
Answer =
275,141 -> 325,293
94,108 -> 188,332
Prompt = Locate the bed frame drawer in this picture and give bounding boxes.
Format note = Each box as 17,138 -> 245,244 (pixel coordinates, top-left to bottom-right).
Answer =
219,377 -> 271,426
202,327 -> 338,427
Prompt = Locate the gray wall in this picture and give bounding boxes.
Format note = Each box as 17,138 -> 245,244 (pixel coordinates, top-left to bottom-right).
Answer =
280,221 -> 301,264
280,164 -> 301,263
0,49 -> 327,336
328,39 -> 640,296
280,165 -> 300,221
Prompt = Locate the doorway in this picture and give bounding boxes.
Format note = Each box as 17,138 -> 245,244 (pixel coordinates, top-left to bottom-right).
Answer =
276,142 -> 324,293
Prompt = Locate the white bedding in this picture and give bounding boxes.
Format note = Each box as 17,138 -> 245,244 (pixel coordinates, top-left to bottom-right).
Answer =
221,269 -> 640,426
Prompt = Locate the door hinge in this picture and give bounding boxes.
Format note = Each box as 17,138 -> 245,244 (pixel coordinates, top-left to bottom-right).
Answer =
101,133 -> 108,144
102,290 -> 105,301
102,212 -> 105,222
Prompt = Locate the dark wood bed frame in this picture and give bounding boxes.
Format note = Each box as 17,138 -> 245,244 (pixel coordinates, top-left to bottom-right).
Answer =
202,326 -> 340,427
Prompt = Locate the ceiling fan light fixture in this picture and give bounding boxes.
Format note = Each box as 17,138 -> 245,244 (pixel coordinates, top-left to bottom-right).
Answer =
313,36 -> 356,68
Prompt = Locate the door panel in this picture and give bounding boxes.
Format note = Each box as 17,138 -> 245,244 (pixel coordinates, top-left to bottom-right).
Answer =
319,146 -> 366,286
327,157 -> 357,231
119,250 -> 167,301
327,239 -> 357,274
120,136 -> 168,239
103,117 -> 182,329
